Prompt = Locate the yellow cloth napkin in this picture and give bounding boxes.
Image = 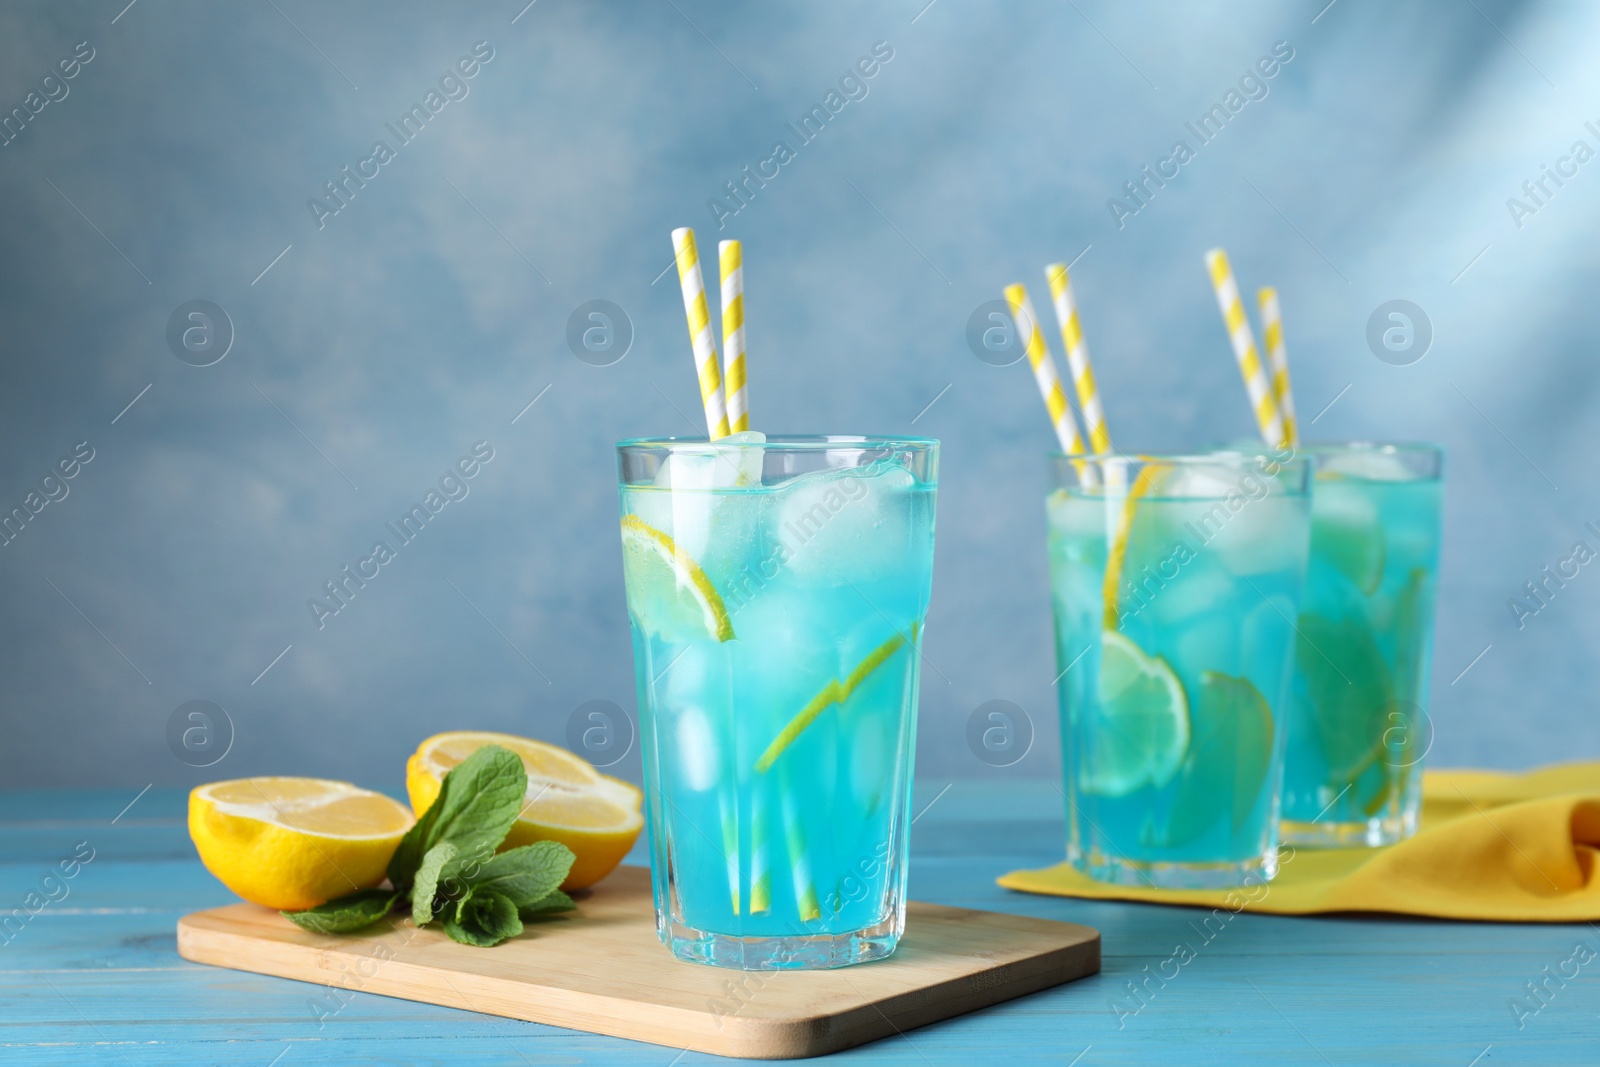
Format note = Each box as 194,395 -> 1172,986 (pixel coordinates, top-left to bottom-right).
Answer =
998,763 -> 1600,922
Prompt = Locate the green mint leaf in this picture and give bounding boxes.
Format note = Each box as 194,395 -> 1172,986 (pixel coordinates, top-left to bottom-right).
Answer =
410,841 -> 459,926
467,841 -> 575,909
443,887 -> 523,947
283,889 -> 398,934
388,745 -> 528,892
519,888 -> 576,918
388,797 -> 443,894
427,745 -> 528,853
442,914 -> 496,946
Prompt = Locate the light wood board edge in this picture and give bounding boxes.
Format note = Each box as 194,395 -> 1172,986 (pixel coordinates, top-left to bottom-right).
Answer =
176,904 -> 1099,1060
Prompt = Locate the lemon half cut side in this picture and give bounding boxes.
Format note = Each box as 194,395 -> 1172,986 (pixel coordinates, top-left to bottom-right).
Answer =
189,777 -> 415,911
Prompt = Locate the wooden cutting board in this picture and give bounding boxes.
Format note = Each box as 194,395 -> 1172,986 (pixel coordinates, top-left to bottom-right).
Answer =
176,866 -> 1099,1060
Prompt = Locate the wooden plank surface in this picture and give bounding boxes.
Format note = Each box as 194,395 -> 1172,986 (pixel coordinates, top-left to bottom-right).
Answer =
175,866 -> 1101,1059
3,782 -> 1598,1065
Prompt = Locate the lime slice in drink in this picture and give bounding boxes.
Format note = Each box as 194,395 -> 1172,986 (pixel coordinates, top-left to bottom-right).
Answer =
1295,611 -> 1392,782
619,514 -> 735,643
1390,566 -> 1431,702
1311,477 -> 1386,595
1080,631 -> 1190,796
1157,672 -> 1275,846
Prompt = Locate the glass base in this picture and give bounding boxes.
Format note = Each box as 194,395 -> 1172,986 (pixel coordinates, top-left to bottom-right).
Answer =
659,913 -> 902,970
1071,845 -> 1279,889
1281,807 -> 1418,848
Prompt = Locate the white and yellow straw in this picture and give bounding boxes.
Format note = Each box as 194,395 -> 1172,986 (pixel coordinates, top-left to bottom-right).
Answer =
719,241 -> 750,434
748,792 -> 772,915
717,793 -> 741,916
670,227 -> 731,440
1004,284 -> 1094,480
1045,264 -> 1112,456
1204,249 -> 1285,449
1257,286 -> 1298,446
780,776 -> 821,922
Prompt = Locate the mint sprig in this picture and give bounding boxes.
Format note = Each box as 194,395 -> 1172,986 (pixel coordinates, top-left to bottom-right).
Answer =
284,745 -> 577,946
389,745 -> 527,892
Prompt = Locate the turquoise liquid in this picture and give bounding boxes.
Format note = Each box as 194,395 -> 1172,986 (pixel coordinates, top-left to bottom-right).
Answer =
1048,473 -> 1310,885
1280,472 -> 1443,842
620,457 -> 935,967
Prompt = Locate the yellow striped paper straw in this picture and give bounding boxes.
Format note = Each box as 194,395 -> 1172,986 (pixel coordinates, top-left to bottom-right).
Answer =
748,792 -> 771,914
1045,263 -> 1112,455
717,793 -> 740,915
670,227 -> 731,440
1257,287 -> 1298,446
1204,249 -> 1285,448
719,241 -> 749,433
779,773 -> 821,923
1004,284 -> 1093,478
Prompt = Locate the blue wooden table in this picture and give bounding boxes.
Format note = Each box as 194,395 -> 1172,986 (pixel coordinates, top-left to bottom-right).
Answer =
4,781 -> 1593,1064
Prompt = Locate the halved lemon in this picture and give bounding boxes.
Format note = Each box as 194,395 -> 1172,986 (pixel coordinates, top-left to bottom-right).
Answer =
620,515 -> 734,643
189,778 -> 415,911
405,731 -> 643,890
1080,631 -> 1191,796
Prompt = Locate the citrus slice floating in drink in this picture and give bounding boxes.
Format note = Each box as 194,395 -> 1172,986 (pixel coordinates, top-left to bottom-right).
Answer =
1295,611 -> 1392,783
407,731 -> 643,890
1390,566 -> 1431,703
754,626 -> 916,773
189,778 -> 415,911
1157,671 -> 1275,846
1100,465 -> 1164,629
620,514 -> 735,642
1311,476 -> 1386,595
1080,631 -> 1190,796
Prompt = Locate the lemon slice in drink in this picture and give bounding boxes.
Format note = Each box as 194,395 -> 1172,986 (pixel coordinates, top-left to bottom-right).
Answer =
1311,476 -> 1386,595
1080,631 -> 1190,796
1389,567 -> 1431,703
754,627 -> 916,773
620,514 -> 734,642
1157,672 -> 1275,846
1100,465 -> 1165,629
1295,612 -> 1392,782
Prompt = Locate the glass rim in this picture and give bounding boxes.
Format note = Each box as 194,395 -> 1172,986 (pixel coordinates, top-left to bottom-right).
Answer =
1289,439 -> 1443,457
1049,449 -> 1311,467
618,433 -> 939,453
1217,439 -> 1443,481
1046,449 -> 1313,497
1202,439 -> 1442,458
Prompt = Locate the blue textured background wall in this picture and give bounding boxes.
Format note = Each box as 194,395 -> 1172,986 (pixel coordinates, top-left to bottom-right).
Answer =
1,0 -> 1594,793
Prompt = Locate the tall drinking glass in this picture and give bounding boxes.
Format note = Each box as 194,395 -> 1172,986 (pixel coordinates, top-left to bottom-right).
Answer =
1048,453 -> 1312,888
1280,443 -> 1444,847
617,435 -> 938,969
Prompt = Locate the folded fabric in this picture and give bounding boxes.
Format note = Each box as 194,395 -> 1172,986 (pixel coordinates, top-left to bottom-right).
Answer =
998,763 -> 1600,922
